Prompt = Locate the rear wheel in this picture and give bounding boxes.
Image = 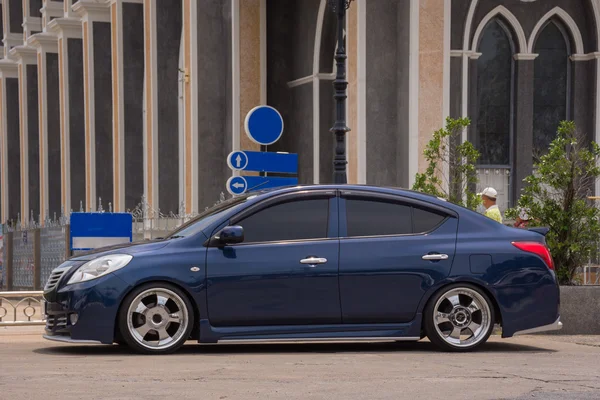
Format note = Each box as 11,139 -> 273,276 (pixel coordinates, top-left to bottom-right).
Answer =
424,284 -> 494,352
118,283 -> 194,354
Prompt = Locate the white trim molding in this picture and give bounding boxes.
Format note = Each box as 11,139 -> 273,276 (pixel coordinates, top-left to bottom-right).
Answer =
408,0 -> 419,187
311,0 -> 327,184
513,53 -> 539,61
471,5 -> 527,53
356,0 -> 366,184
528,7 -> 584,55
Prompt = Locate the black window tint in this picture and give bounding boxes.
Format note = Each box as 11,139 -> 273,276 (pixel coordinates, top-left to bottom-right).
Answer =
346,199 -> 412,237
239,199 -> 329,243
413,207 -> 446,233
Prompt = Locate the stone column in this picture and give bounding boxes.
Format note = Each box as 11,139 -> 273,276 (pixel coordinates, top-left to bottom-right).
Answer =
22,0 -> 42,40
73,0 -> 111,212
182,0 -> 198,213
3,0 -> 24,58
144,0 -> 183,215
47,17 -> 83,214
512,54 -> 536,204
0,60 -> 19,223
109,0 -> 143,212
40,0 -> 63,32
10,45 -> 38,225
28,33 -> 60,223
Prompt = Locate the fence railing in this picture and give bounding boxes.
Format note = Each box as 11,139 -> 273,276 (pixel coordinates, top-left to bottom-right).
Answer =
1,194 -> 225,291
0,291 -> 45,326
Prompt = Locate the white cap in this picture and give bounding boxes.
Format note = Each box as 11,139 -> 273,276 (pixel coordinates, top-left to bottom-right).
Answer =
478,187 -> 498,199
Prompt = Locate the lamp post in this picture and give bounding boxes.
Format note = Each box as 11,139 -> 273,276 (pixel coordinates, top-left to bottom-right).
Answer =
328,0 -> 353,184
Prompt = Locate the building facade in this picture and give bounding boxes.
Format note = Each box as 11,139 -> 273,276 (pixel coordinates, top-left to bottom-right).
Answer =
0,0 -> 599,225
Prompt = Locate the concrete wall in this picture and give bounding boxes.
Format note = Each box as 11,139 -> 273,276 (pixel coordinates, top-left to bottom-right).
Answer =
549,286 -> 600,335
46,52 -> 61,218
67,38 -> 85,211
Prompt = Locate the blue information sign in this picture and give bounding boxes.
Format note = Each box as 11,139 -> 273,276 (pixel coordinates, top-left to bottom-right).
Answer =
244,176 -> 298,191
226,176 -> 249,195
227,151 -> 298,174
244,106 -> 284,146
70,213 -> 133,251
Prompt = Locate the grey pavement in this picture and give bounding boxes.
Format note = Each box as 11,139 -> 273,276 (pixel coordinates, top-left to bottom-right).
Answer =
0,327 -> 599,400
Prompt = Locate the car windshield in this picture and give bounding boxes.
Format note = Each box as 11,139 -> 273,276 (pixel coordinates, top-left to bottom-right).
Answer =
165,194 -> 256,239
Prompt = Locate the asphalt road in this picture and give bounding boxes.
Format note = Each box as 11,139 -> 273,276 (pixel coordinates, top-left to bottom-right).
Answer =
1,327 -> 599,400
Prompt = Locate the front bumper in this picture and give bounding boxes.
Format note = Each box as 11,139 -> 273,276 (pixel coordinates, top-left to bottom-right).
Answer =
43,334 -> 103,344
43,273 -> 131,344
513,316 -> 563,336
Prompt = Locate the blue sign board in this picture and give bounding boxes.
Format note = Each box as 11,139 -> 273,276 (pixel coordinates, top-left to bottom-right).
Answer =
226,176 -> 249,196
70,213 -> 133,251
227,151 -> 298,174
244,106 -> 284,146
244,176 -> 298,191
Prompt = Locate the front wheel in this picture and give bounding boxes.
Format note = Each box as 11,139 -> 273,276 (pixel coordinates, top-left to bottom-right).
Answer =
118,283 -> 194,354
424,284 -> 495,352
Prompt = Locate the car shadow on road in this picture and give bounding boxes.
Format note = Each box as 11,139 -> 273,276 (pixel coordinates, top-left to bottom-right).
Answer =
33,339 -> 556,356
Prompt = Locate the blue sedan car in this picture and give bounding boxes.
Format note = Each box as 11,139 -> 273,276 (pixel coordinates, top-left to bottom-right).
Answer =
43,185 -> 562,354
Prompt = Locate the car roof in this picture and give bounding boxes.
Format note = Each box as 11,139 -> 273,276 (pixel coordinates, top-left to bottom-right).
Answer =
248,184 -> 452,208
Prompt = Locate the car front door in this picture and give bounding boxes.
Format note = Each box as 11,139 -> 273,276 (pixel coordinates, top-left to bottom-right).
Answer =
338,190 -> 458,324
206,190 -> 341,327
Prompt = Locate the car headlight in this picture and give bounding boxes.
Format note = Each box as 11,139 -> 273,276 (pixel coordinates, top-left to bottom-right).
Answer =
67,254 -> 133,285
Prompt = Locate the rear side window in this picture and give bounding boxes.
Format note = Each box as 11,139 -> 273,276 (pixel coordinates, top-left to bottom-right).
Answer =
346,199 -> 412,237
238,199 -> 329,243
345,198 -> 447,238
413,206 -> 446,233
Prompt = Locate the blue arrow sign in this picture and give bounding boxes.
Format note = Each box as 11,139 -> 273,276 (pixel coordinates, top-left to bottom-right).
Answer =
227,151 -> 249,170
244,176 -> 298,191
226,176 -> 248,195
244,106 -> 284,146
227,151 -> 298,174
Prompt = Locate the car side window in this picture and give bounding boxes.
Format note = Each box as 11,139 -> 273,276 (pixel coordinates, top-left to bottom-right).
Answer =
346,199 -> 412,237
345,198 -> 448,237
413,206 -> 446,233
237,198 -> 330,243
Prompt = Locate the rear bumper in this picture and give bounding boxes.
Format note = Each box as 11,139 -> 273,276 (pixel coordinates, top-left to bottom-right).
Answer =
513,316 -> 563,336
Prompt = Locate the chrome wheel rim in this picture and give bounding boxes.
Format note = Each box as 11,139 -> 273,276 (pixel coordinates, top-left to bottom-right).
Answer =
126,288 -> 189,350
433,288 -> 491,348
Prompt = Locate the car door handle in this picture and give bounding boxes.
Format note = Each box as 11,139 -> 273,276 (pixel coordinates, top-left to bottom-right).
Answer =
300,257 -> 328,266
422,254 -> 449,261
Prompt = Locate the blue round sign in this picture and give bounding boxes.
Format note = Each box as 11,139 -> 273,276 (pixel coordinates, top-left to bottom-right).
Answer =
227,151 -> 248,171
226,176 -> 248,196
244,105 -> 284,146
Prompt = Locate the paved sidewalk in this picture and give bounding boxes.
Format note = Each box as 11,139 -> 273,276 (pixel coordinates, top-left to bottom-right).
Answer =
0,327 -> 599,400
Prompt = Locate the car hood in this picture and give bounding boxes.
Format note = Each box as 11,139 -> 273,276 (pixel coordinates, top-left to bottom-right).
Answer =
69,239 -> 170,261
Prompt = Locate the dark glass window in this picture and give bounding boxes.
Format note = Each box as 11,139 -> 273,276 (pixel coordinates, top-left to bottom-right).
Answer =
413,207 -> 446,233
533,21 -> 570,156
239,199 -> 329,243
476,19 -> 514,166
346,199 -> 412,237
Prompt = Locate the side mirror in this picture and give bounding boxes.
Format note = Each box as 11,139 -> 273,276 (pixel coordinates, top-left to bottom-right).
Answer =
217,225 -> 244,245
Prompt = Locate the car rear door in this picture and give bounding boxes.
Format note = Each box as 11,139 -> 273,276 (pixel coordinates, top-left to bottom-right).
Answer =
338,190 -> 458,324
206,190 -> 341,327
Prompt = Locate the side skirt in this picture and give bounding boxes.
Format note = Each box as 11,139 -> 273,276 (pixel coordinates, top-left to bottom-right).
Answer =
197,315 -> 424,344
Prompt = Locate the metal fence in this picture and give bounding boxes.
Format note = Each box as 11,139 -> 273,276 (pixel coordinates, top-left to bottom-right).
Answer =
0,194 -> 225,291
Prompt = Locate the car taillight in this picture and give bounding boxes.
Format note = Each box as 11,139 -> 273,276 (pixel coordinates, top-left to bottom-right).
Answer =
512,241 -> 555,270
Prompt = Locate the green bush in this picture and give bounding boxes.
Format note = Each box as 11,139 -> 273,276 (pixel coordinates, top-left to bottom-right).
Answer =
412,117 -> 481,210
506,121 -> 600,284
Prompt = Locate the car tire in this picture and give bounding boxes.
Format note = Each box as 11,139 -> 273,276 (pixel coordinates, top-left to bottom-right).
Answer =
118,282 -> 194,355
424,283 -> 495,352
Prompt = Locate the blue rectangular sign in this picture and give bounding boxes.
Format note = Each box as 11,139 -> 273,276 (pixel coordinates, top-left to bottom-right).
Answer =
70,213 -> 133,251
244,176 -> 299,191
244,151 -> 298,174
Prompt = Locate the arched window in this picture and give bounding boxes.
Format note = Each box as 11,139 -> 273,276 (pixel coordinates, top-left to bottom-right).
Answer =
533,20 -> 571,156
476,19 -> 515,166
